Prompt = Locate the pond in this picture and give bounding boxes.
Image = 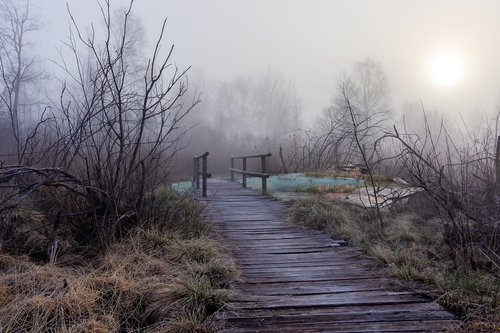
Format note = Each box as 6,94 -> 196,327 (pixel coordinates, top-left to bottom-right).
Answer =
171,173 -> 361,201
241,173 -> 361,201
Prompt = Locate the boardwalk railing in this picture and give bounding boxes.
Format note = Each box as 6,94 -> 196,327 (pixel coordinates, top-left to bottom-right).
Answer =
230,153 -> 271,194
193,152 -> 210,197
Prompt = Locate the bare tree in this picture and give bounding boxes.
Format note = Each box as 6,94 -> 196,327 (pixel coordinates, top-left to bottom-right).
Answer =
332,58 -> 391,165
0,0 -> 199,246
301,58 -> 391,171
342,84 -> 385,229
0,0 -> 42,162
386,107 -> 499,270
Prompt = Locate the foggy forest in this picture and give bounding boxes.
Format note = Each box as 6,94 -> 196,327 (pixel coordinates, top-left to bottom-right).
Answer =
0,0 -> 498,332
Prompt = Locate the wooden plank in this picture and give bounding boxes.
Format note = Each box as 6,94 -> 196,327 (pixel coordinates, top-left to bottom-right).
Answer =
225,311 -> 453,327
231,251 -> 364,261
231,289 -> 425,303
233,278 -> 399,295
234,293 -> 434,310
236,258 -> 371,268
220,302 -> 449,320
239,263 -> 380,275
225,320 -> 453,333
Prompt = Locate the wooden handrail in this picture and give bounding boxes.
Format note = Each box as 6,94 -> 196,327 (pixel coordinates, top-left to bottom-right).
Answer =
194,152 -> 209,159
193,152 -> 210,197
230,153 -> 272,194
229,169 -> 270,178
231,153 -> 272,159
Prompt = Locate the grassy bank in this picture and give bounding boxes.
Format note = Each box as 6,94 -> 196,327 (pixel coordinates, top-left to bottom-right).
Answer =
0,188 -> 236,332
289,197 -> 499,332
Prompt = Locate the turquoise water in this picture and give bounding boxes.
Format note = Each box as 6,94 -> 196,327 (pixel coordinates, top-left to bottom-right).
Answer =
240,173 -> 360,200
170,181 -> 194,194
242,173 -> 359,192
170,174 -> 360,201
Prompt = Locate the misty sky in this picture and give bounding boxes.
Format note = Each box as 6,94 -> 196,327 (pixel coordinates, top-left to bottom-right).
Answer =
35,0 -> 500,121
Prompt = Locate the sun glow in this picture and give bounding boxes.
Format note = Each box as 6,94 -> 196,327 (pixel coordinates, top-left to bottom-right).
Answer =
427,50 -> 465,88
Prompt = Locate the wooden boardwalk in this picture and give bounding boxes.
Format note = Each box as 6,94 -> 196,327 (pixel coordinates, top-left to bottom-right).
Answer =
202,179 -> 455,332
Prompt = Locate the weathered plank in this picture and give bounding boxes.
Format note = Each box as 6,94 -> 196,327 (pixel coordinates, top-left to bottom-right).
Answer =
201,178 -> 454,332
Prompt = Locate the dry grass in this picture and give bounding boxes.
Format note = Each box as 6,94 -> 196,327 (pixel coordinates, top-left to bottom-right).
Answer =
305,169 -> 363,179
290,198 -> 377,245
293,184 -> 360,194
0,264 -> 101,332
146,313 -> 223,333
169,237 -> 222,263
305,169 -> 395,187
290,198 -> 348,231
0,190 -> 237,332
164,275 -> 229,317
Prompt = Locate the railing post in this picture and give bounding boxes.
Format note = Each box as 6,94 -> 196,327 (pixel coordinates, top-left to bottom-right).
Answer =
192,157 -> 197,187
202,155 -> 208,197
193,152 -> 210,196
242,158 -> 247,188
195,159 -> 200,189
261,156 -> 267,194
230,157 -> 235,181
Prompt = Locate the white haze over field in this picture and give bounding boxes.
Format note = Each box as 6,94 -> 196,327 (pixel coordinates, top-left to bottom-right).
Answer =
35,0 -> 500,124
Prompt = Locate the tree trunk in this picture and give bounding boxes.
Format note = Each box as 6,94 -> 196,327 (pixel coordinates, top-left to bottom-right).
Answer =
496,136 -> 500,195
279,146 -> 288,173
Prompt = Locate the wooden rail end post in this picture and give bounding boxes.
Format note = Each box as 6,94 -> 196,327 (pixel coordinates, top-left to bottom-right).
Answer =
261,156 -> 267,194
193,152 -> 209,196
196,160 -> 200,189
202,155 -> 208,197
242,158 -> 247,188
192,157 -> 197,187
231,157 -> 235,181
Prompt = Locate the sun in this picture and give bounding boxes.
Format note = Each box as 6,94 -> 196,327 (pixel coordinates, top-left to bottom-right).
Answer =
427,50 -> 465,88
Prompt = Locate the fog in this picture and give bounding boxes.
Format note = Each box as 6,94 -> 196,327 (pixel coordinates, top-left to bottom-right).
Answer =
2,0 -> 500,179
36,0 -> 500,121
